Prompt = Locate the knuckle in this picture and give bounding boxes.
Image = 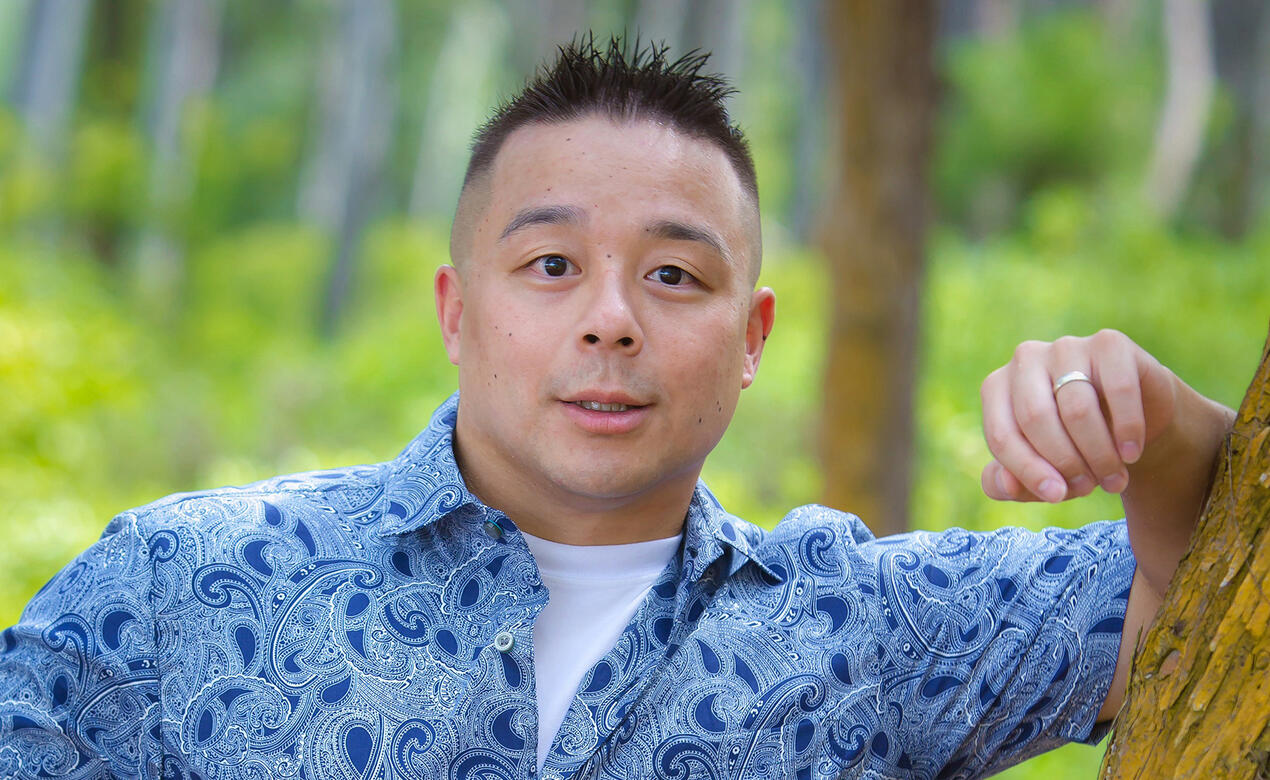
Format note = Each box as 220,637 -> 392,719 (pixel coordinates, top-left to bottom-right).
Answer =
1015,399 -> 1048,429
1101,377 -> 1136,400
1114,419 -> 1145,440
983,427 -> 1011,456
1051,453 -> 1087,478
1059,397 -> 1099,424
1013,340 -> 1046,361
1088,456 -> 1121,479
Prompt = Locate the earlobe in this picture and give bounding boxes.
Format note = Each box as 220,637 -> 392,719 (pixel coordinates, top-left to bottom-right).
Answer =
740,287 -> 776,388
434,265 -> 464,365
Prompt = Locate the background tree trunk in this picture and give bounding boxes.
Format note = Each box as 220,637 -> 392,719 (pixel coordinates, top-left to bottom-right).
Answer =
1236,0 -> 1270,234
408,1 -> 510,220
134,0 -> 223,311
296,0 -> 396,337
790,0 -> 826,244
1101,323 -> 1270,778
1145,0 -> 1215,219
9,0 -> 91,162
819,0 -> 937,537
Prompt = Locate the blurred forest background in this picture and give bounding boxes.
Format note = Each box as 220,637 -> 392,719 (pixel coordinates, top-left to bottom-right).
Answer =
1,0 -> 1268,776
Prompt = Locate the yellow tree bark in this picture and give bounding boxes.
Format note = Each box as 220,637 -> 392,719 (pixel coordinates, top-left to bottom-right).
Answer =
820,0 -> 936,537
1101,324 -> 1270,778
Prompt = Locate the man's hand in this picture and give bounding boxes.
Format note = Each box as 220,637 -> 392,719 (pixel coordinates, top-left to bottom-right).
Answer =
980,328 -> 1235,721
980,329 -> 1178,506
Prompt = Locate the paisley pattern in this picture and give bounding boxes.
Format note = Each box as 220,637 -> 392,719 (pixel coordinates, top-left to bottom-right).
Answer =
0,393 -> 1135,779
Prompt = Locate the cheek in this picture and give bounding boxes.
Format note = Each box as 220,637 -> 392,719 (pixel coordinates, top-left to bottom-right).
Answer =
462,303 -> 559,391
665,316 -> 747,406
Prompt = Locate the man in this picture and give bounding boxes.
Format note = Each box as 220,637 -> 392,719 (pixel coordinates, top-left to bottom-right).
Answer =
0,39 -> 1233,779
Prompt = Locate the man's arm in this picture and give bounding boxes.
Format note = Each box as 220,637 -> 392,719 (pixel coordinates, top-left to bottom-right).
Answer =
0,511 -> 162,777
977,329 -> 1236,721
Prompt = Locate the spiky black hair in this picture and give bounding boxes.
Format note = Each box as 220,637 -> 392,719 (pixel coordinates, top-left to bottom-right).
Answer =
462,34 -> 757,201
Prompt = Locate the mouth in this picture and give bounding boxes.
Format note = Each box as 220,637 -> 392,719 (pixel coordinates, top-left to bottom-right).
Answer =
560,394 -> 652,434
572,400 -> 642,412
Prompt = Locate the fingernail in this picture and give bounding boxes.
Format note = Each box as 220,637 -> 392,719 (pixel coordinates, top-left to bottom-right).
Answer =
1101,473 -> 1128,493
1119,441 -> 1141,464
995,469 -> 1009,496
1070,475 -> 1093,495
1037,479 -> 1065,503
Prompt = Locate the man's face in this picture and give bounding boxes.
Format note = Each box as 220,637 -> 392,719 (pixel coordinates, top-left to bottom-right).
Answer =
436,115 -> 773,518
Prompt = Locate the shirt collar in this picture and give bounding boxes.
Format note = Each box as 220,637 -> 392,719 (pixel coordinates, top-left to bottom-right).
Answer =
374,391 -> 783,584
373,392 -> 481,537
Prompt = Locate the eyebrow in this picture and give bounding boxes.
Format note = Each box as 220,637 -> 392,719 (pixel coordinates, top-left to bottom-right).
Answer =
647,219 -> 729,262
498,207 -> 731,263
499,204 -> 586,241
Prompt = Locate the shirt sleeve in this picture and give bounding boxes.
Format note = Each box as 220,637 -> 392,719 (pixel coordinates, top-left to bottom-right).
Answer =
854,520 -> 1135,778
0,511 -> 162,779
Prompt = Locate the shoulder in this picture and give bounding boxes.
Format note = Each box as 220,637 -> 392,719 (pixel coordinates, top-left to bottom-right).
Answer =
752,505 -> 1130,589
118,460 -> 394,554
729,504 -> 876,586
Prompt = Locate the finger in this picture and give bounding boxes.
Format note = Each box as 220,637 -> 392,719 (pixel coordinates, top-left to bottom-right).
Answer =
1054,377 -> 1126,492
1008,352 -> 1097,496
1047,334 -> 1130,492
981,460 -> 1044,502
982,368 -> 1070,502
1088,330 -> 1146,465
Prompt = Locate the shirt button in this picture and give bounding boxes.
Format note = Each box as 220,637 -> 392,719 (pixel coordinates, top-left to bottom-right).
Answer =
482,520 -> 502,540
493,631 -> 515,653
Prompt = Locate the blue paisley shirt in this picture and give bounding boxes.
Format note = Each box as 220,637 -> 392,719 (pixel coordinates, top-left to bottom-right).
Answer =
0,394 -> 1135,779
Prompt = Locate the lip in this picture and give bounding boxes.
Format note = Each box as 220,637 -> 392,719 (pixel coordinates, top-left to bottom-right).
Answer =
559,395 -> 652,435
561,390 -> 648,407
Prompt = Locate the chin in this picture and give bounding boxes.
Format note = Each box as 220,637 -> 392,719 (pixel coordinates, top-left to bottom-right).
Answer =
545,461 -> 674,501
563,449 -> 710,499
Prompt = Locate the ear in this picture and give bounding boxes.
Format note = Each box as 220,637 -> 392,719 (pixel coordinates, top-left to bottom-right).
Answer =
434,265 -> 464,365
741,287 -> 776,389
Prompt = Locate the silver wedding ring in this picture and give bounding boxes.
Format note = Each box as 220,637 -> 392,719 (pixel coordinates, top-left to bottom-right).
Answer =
1053,370 -> 1093,395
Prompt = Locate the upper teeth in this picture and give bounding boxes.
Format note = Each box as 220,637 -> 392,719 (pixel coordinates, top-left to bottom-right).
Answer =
578,401 -> 630,412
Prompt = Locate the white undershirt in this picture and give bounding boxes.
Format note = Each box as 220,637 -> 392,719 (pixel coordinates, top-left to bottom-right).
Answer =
520,529 -> 682,771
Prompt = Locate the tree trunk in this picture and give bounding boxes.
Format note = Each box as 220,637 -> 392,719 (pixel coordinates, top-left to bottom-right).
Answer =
504,0 -> 586,81
9,0 -> 91,161
682,0 -> 747,82
790,0 -> 826,243
1145,0 -> 1215,219
134,0 -> 223,311
1101,323 -> 1270,778
1241,3 -> 1270,233
408,1 -> 509,220
975,0 -> 1020,39
819,0 -> 937,537
296,0 -> 396,336
633,0 -> 689,55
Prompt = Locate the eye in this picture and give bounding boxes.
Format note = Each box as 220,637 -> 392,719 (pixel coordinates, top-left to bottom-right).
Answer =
649,265 -> 695,286
529,255 -> 577,277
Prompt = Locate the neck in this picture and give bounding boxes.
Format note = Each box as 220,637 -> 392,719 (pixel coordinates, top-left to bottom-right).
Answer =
452,432 -> 697,546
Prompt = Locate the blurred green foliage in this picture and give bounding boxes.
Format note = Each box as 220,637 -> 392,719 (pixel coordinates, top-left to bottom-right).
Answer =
2,5 -> 1269,778
936,11 -> 1160,234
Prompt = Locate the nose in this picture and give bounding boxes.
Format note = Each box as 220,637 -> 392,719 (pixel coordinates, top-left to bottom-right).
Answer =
579,271 -> 643,354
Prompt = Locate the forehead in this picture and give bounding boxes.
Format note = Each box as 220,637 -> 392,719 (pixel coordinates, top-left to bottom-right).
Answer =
479,116 -> 755,253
